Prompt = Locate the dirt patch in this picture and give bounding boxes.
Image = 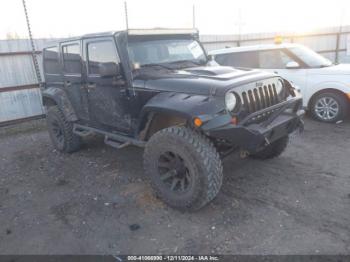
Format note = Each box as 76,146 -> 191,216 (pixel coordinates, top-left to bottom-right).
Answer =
0,117 -> 349,254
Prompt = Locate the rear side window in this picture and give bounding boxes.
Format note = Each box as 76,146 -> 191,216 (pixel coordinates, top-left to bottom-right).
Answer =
215,51 -> 259,68
87,41 -> 119,75
43,46 -> 59,74
62,43 -> 82,74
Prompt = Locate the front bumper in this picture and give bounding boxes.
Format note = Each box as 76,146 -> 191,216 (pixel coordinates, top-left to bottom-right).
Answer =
203,96 -> 304,153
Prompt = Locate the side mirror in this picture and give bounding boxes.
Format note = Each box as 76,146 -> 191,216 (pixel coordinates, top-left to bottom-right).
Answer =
285,61 -> 300,69
99,62 -> 121,77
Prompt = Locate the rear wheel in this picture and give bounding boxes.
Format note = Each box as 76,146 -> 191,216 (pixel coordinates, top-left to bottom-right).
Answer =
310,92 -> 348,123
250,136 -> 289,160
46,106 -> 82,153
143,126 -> 223,211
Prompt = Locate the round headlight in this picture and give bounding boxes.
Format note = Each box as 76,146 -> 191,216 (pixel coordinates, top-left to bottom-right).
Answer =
225,92 -> 237,111
276,79 -> 284,93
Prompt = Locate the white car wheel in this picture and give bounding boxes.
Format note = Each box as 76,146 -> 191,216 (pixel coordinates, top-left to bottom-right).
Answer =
311,92 -> 348,123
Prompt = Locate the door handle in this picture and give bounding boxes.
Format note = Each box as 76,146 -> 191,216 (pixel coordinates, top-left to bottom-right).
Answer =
64,81 -> 71,87
274,71 -> 279,74
87,83 -> 96,89
120,89 -> 128,96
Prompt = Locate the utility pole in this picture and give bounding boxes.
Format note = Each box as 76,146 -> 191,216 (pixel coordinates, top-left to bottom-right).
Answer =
192,4 -> 196,29
335,7 -> 346,64
124,1 -> 129,30
234,8 -> 245,47
22,0 -> 42,86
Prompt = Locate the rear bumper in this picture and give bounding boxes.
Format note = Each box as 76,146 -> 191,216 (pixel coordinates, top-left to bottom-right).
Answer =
203,96 -> 304,153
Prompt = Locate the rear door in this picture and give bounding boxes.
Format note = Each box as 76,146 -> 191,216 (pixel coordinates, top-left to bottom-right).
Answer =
61,40 -> 89,120
83,37 -> 131,132
43,46 -> 61,87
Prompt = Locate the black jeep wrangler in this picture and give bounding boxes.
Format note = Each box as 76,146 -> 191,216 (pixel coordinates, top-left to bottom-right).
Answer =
42,29 -> 304,210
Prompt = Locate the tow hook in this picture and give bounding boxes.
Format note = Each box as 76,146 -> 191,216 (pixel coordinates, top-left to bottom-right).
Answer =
239,150 -> 250,159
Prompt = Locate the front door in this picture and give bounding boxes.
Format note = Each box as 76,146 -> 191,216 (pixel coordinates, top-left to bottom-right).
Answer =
258,49 -> 307,95
83,37 -> 131,133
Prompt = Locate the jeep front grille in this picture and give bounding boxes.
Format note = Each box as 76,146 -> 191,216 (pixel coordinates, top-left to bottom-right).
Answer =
241,83 -> 280,113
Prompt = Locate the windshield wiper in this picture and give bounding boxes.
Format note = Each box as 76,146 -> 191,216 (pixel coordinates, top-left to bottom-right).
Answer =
138,60 -> 206,70
169,59 -> 206,66
140,63 -> 172,70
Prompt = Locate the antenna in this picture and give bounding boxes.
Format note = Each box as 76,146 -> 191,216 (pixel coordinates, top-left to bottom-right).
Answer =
124,1 -> 129,30
123,1 -> 135,96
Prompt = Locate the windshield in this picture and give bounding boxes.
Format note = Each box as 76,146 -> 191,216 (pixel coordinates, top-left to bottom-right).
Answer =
127,39 -> 207,67
288,46 -> 333,68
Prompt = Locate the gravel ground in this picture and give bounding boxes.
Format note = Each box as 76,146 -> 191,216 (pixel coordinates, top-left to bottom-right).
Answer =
0,117 -> 349,255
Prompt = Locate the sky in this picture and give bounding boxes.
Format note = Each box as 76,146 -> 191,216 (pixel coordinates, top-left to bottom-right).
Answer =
1,0 -> 350,39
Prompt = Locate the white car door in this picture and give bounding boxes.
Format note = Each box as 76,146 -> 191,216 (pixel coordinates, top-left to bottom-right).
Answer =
258,49 -> 308,96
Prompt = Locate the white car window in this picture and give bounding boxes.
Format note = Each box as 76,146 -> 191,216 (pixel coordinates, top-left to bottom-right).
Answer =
288,46 -> 332,68
215,51 -> 259,68
259,50 -> 294,69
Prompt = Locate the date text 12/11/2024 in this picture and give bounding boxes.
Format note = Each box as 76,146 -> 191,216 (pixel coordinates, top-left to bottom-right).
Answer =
126,255 -> 220,261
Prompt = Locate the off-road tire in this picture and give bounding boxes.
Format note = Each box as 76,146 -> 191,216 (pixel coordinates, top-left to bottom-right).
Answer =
46,106 -> 82,153
143,126 -> 223,211
250,136 -> 289,160
310,92 -> 348,123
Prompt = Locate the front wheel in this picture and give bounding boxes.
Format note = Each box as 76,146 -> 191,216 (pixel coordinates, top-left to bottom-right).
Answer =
143,126 -> 223,211
250,136 -> 289,160
310,92 -> 348,123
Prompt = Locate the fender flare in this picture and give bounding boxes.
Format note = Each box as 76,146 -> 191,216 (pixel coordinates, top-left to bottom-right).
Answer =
42,87 -> 78,122
137,92 -> 225,136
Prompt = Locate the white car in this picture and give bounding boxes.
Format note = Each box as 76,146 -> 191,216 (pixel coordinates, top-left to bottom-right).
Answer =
210,43 -> 350,122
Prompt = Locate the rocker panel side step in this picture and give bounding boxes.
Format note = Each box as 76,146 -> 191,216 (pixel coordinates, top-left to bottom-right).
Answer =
104,137 -> 131,149
73,125 -> 94,137
73,124 -> 146,148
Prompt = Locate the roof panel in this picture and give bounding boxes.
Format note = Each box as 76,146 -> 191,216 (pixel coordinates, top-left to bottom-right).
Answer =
127,28 -> 198,36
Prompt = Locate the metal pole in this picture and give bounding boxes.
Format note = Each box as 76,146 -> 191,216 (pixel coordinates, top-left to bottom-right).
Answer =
22,0 -> 42,86
192,5 -> 196,29
124,1 -> 129,30
235,8 -> 245,47
335,32 -> 340,64
335,8 -> 345,64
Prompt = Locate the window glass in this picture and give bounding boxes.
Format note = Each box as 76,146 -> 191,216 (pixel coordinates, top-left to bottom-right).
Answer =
288,46 -> 332,68
43,46 -> 59,74
215,51 -> 259,68
258,50 -> 294,69
87,41 -> 119,75
127,39 -> 206,66
62,44 -> 81,74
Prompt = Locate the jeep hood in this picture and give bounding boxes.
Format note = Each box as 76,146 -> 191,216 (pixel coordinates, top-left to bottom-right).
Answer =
134,66 -> 276,96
